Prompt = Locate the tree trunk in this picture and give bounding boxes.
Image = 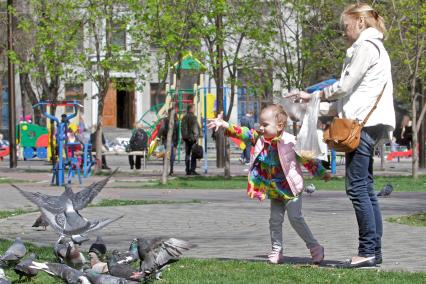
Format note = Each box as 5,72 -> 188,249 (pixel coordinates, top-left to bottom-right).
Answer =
161,105 -> 176,184
412,97 -> 418,179
215,12 -> 225,169
49,105 -> 57,166
95,91 -> 106,173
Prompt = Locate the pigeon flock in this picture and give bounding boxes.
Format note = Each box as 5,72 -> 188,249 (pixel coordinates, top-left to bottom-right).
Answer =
1,170 -> 195,283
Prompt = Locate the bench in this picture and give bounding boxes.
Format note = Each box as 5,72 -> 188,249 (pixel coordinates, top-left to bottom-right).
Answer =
91,150 -> 148,169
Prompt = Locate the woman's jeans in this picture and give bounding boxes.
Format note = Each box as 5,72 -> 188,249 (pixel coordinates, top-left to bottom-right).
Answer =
346,126 -> 384,258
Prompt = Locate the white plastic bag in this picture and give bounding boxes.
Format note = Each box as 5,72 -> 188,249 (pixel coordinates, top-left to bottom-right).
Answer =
274,95 -> 307,122
295,92 -> 323,159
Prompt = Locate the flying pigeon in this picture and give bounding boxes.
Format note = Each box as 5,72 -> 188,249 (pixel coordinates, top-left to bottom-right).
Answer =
107,250 -> 140,281
0,268 -> 11,284
83,269 -> 139,284
11,169 -> 123,237
377,184 -> 393,197
0,237 -> 27,266
89,236 -> 107,257
32,214 -> 49,230
134,237 -> 196,280
14,253 -> 38,281
304,184 -> 316,196
29,261 -> 89,284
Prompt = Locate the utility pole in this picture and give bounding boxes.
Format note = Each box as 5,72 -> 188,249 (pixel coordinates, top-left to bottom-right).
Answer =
7,0 -> 17,168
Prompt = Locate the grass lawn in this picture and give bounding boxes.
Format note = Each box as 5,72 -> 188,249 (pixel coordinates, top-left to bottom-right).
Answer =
0,239 -> 424,284
113,175 -> 426,192
0,177 -> 31,184
387,212 -> 426,227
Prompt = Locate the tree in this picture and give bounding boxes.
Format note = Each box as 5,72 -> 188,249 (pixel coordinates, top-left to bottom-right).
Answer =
78,0 -> 148,172
199,0 -> 271,178
10,0 -> 86,163
386,0 -> 425,178
132,0 -> 204,184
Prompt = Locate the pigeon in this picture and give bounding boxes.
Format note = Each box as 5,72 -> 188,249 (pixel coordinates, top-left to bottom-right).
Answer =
135,237 -> 196,280
54,237 -> 87,269
71,235 -> 90,246
84,269 -> 139,284
304,184 -> 316,196
88,252 -> 108,274
89,236 -> 107,257
0,268 -> 11,284
29,261 -> 88,284
116,239 -> 139,264
32,214 -> 49,230
107,250 -> 140,280
0,237 -> 27,266
377,184 -> 393,197
11,169 -> 123,237
14,253 -> 38,281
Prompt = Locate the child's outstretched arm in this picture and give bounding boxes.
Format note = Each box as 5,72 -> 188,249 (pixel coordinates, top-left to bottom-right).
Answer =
208,113 -> 259,145
297,155 -> 331,182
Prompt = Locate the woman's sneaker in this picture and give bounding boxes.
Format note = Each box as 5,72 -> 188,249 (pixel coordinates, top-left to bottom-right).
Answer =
268,250 -> 284,264
310,245 -> 324,264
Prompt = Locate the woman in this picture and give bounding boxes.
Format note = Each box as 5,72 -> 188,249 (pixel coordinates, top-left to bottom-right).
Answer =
290,3 -> 395,268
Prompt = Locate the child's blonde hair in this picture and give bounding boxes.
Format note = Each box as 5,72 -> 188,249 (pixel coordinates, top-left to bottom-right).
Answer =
261,104 -> 288,128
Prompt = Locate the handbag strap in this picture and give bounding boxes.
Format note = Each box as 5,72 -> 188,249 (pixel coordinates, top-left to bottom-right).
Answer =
360,83 -> 387,126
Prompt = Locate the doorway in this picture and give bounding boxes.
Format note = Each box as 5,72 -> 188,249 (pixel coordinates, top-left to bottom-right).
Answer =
116,88 -> 135,129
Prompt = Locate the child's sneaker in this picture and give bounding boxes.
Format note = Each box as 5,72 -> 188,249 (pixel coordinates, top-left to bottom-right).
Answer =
268,250 -> 284,264
310,245 -> 324,264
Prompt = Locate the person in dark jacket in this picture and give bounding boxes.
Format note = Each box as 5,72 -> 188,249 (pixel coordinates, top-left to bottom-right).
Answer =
128,123 -> 148,170
159,112 -> 179,175
239,111 -> 255,164
181,104 -> 200,175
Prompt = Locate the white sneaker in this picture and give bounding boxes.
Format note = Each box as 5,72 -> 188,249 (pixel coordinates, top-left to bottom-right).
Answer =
268,250 -> 284,264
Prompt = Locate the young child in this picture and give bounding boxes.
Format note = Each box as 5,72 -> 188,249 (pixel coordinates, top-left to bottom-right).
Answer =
208,104 -> 330,264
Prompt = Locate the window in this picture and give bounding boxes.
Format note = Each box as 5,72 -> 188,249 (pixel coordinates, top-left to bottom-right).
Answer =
112,21 -> 126,49
150,83 -> 166,109
65,83 -> 84,113
237,67 -> 273,124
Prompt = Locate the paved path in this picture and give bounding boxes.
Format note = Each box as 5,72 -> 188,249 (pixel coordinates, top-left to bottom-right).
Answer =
0,165 -> 425,272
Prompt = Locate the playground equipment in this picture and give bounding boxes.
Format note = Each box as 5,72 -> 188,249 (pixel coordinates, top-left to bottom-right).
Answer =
33,100 -> 95,186
17,122 -> 49,159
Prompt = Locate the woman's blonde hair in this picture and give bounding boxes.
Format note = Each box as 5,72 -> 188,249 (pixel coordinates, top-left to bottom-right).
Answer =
341,3 -> 386,34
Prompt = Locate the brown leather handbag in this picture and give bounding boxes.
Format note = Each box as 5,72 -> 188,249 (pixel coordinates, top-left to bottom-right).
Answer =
323,84 -> 386,153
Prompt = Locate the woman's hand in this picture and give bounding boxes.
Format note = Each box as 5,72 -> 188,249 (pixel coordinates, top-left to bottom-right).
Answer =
283,90 -> 313,103
207,112 -> 229,132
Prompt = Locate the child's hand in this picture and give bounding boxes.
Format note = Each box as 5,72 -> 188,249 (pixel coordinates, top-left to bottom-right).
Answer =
207,112 -> 229,131
322,172 -> 332,182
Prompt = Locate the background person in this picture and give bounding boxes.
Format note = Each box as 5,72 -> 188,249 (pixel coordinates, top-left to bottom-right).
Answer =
181,104 -> 201,175
239,111 -> 255,165
128,123 -> 148,170
159,112 -> 179,176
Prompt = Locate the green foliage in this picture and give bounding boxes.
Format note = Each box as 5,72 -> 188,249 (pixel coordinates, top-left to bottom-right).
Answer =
387,212 -> 426,227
